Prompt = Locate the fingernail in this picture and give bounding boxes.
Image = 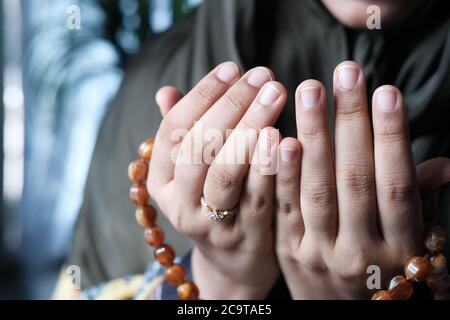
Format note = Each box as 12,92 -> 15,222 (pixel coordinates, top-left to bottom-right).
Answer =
216,62 -> 239,83
259,84 -> 280,106
375,87 -> 398,113
247,67 -> 272,88
300,86 -> 321,110
337,65 -> 359,90
280,148 -> 297,163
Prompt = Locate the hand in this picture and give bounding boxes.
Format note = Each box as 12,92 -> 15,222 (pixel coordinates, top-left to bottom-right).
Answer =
148,62 -> 287,299
274,61 -> 450,299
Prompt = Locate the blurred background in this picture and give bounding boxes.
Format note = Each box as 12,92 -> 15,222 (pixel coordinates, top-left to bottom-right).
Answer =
0,0 -> 201,299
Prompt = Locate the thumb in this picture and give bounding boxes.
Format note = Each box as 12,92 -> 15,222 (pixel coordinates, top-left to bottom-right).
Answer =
416,157 -> 450,195
155,86 -> 183,117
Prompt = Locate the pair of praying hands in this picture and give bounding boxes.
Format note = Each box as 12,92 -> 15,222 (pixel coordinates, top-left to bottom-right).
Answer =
147,61 -> 450,299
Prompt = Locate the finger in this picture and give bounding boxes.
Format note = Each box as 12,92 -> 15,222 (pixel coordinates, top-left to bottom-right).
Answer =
275,137 -> 304,252
208,127 -> 280,246
417,157 -> 450,225
417,157 -> 450,195
333,61 -> 377,240
149,62 -> 240,188
296,80 -> 337,241
156,86 -> 183,117
203,81 -> 286,210
372,85 -> 421,243
237,127 -> 280,232
174,67 -> 274,203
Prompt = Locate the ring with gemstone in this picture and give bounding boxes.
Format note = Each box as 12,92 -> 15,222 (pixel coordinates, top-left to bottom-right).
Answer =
200,196 -> 238,222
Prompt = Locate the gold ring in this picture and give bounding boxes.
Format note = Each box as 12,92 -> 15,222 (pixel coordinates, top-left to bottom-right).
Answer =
200,196 -> 238,222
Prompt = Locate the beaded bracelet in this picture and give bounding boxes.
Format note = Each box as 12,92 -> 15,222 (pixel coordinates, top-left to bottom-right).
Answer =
372,225 -> 449,300
128,138 -> 200,300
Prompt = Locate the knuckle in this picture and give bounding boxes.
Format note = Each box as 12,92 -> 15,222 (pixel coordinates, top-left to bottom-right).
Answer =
336,98 -> 365,120
301,180 -> 336,207
222,89 -> 249,114
340,165 -> 374,195
276,199 -> 300,215
335,244 -> 369,279
191,81 -> 218,106
379,177 -> 416,203
242,191 -> 268,211
336,258 -> 368,280
297,125 -> 328,144
240,116 -> 258,132
277,173 -> 299,187
207,165 -> 235,189
297,250 -> 328,274
376,126 -> 408,143
276,244 -> 294,261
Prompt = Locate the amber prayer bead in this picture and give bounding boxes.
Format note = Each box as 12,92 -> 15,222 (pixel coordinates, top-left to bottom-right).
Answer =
135,205 -> 157,228
129,138 -> 199,300
138,139 -> 154,161
154,244 -> 175,267
430,254 -> 447,275
128,159 -> 149,183
177,281 -> 200,300
129,183 -> 150,206
144,226 -> 165,248
425,226 -> 446,253
165,264 -> 187,286
388,275 -> 413,300
404,256 -> 431,282
371,290 -> 392,300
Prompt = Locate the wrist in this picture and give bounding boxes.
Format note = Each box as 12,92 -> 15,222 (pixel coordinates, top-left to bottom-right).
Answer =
191,247 -> 274,299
